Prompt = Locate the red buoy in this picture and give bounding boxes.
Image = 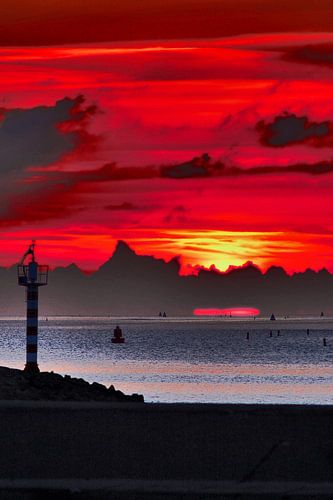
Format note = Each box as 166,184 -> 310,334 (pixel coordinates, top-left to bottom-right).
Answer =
112,325 -> 125,344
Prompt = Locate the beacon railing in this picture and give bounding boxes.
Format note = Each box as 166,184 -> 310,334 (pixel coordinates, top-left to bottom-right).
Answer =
17,264 -> 49,286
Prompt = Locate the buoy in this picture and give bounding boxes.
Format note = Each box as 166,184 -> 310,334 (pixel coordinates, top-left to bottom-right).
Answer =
112,325 -> 125,344
270,314 -> 276,321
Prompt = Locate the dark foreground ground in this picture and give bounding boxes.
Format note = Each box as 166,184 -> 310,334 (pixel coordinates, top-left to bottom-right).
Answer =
0,402 -> 332,499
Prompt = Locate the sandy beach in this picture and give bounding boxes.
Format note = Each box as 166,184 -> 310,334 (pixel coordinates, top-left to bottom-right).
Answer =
0,401 -> 332,498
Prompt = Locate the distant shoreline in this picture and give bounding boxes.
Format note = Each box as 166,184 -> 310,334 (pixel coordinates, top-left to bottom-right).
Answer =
1,315 -> 333,322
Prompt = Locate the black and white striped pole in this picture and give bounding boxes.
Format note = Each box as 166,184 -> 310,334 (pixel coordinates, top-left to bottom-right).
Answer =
17,242 -> 48,373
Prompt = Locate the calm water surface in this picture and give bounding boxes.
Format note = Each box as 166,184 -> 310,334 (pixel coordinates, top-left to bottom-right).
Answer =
0,317 -> 332,404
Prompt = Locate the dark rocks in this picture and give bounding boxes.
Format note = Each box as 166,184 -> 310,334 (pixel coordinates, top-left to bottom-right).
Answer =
0,366 -> 144,402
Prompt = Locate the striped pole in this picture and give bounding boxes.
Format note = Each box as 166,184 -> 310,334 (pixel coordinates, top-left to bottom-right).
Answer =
24,263 -> 39,373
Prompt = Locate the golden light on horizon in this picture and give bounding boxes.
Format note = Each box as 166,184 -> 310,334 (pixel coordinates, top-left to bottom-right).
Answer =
154,229 -> 307,271
6,227 -> 332,274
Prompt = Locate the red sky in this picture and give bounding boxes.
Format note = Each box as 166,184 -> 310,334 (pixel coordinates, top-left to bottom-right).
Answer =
1,2 -> 333,272
1,1 -> 333,45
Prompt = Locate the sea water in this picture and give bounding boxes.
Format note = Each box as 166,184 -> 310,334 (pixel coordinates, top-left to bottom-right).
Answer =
0,317 -> 332,404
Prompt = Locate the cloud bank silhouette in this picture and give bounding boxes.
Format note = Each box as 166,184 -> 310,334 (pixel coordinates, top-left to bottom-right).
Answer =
257,113 -> 333,148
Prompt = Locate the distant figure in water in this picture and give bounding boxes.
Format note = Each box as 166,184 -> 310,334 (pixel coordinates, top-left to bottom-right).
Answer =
277,330 -> 280,336
320,312 -> 324,317
163,312 -> 167,317
270,314 -> 276,321
246,332 -> 250,340
323,338 -> 327,347
269,330 -> 272,337
307,329 -> 310,335
159,312 -> 162,317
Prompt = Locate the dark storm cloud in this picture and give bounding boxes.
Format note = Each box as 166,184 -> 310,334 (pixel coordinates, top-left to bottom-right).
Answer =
3,149 -> 333,227
104,202 -> 136,210
163,205 -> 188,223
159,154 -> 333,178
243,161 -> 333,176
160,154 -> 212,178
0,95 -> 99,225
0,95 -> 97,181
31,154 -> 333,195
281,43 -> 333,68
256,113 -> 333,147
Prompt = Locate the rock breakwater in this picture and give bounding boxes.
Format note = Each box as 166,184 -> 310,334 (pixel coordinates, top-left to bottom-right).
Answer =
0,366 -> 144,402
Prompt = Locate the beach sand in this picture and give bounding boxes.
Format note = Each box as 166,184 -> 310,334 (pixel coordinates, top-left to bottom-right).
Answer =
0,401 -> 332,498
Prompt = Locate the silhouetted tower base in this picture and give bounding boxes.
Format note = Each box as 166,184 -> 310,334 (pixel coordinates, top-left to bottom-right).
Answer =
17,243 -> 48,373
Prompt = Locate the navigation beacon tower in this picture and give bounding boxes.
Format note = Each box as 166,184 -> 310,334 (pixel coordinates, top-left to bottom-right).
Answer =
17,242 -> 48,373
